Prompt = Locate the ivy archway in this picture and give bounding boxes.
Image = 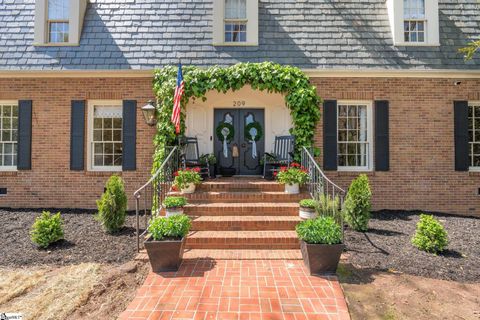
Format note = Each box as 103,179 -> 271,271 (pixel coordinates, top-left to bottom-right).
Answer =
152,62 -> 322,170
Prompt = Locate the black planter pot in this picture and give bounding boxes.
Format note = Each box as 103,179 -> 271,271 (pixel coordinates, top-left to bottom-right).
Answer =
219,167 -> 236,177
300,240 -> 345,275
209,164 -> 216,178
144,237 -> 185,272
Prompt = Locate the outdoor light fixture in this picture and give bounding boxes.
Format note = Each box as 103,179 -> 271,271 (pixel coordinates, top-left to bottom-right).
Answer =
141,100 -> 157,126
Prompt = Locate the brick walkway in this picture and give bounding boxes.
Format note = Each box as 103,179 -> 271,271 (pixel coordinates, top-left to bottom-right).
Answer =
119,259 -> 350,320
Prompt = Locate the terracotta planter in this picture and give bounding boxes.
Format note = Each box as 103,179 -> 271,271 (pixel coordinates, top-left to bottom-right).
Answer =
144,237 -> 185,272
299,207 -> 317,219
165,207 -> 184,217
300,240 -> 345,275
285,183 -> 300,194
181,183 -> 196,194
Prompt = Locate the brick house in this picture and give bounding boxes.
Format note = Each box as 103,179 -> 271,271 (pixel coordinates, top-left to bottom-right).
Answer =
0,0 -> 479,216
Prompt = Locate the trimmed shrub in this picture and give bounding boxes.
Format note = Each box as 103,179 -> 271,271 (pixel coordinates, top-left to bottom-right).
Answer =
342,174 -> 372,232
412,214 -> 448,254
163,196 -> 188,209
30,211 -> 64,249
148,214 -> 192,241
96,175 -> 128,233
299,199 -> 317,209
296,216 -> 342,245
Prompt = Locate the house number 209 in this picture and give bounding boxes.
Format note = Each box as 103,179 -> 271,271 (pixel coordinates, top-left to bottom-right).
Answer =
233,100 -> 245,107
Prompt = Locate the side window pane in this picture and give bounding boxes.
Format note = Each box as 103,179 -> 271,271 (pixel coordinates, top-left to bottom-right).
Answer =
470,104 -> 480,168
92,105 -> 123,169
0,104 -> 18,168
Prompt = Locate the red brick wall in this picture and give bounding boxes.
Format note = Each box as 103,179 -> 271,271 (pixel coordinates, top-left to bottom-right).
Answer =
0,77 -> 156,209
312,77 -> 480,216
0,76 -> 478,216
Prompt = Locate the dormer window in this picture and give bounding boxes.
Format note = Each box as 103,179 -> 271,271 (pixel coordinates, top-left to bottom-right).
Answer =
34,0 -> 87,46
386,0 -> 439,46
224,0 -> 247,43
403,0 -> 425,43
48,0 -> 69,43
213,0 -> 258,46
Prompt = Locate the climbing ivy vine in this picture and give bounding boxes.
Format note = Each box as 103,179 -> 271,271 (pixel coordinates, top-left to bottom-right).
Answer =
152,62 -> 322,170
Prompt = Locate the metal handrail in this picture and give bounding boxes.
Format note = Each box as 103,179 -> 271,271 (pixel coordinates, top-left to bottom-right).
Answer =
134,146 -> 179,252
300,146 -> 346,238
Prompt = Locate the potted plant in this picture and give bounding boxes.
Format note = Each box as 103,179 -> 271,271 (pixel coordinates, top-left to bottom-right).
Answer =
144,214 -> 191,272
200,154 -> 217,179
275,163 -> 309,194
296,216 -> 344,275
163,196 -> 187,217
299,199 -> 317,219
174,168 -> 202,193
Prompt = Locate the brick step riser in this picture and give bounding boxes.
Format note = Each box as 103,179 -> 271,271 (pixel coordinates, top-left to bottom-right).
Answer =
190,221 -> 299,231
185,243 -> 300,250
184,208 -> 299,216
197,185 -> 285,192
183,195 -> 308,203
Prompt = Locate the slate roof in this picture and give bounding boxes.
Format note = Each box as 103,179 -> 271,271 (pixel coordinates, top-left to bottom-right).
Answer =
0,0 -> 479,70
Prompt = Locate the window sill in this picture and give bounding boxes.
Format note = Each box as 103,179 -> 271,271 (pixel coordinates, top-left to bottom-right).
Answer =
394,42 -> 440,47
85,170 -> 123,177
213,42 -> 258,47
0,170 -> 18,176
33,42 -> 80,47
329,170 -> 376,177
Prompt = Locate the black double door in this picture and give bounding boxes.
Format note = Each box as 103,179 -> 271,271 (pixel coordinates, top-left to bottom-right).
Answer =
214,109 -> 265,175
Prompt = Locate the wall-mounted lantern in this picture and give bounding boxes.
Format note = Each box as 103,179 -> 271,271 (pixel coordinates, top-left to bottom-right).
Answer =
141,100 -> 157,126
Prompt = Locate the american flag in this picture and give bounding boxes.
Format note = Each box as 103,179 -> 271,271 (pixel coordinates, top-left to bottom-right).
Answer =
171,63 -> 184,134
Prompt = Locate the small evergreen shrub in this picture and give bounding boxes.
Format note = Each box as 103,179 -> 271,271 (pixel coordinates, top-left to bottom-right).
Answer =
299,199 -> 317,209
342,174 -> 372,232
163,196 -> 187,208
296,216 -> 342,245
148,214 -> 192,241
411,214 -> 448,254
30,211 -> 64,249
96,175 -> 128,233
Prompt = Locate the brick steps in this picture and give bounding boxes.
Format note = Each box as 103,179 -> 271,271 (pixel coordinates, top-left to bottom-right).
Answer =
198,180 -> 284,192
185,230 -> 300,249
190,215 -> 302,231
183,249 -> 303,260
171,191 -> 308,203
184,202 -> 299,216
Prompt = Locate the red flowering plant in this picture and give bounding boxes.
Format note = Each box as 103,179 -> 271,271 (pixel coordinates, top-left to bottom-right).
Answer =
276,163 -> 309,185
173,168 -> 202,189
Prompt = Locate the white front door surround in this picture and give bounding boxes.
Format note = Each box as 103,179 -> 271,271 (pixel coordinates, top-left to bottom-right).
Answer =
186,85 -> 293,156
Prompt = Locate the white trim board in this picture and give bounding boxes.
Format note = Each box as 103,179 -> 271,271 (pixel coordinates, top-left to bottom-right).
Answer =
0,69 -> 479,79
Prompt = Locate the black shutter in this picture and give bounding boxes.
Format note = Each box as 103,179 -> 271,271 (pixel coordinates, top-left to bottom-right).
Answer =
17,100 -> 32,170
375,100 -> 390,171
122,100 -> 137,171
323,100 -> 337,170
70,100 -> 85,170
454,101 -> 469,171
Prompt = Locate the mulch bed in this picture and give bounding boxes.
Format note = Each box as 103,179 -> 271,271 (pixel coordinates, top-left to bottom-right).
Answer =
0,209 -> 141,267
344,210 -> 480,283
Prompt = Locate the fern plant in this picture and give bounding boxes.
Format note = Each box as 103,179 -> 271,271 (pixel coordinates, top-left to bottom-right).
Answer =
96,175 -> 128,233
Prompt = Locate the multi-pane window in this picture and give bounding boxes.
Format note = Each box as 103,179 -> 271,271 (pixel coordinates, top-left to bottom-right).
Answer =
48,0 -> 69,43
224,0 -> 247,42
468,103 -> 480,168
404,0 -> 425,42
91,105 -> 123,170
0,104 -> 18,169
337,103 -> 371,170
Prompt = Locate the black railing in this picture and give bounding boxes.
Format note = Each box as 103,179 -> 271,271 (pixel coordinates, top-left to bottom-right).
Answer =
134,146 -> 179,252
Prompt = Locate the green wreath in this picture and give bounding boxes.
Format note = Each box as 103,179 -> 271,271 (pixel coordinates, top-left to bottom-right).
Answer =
245,121 -> 263,142
216,122 -> 235,142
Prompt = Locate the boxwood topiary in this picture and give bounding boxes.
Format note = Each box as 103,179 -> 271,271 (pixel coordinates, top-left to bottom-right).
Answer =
96,175 -> 128,234
148,214 -> 192,241
296,216 -> 342,245
30,211 -> 64,249
411,214 -> 448,254
342,174 -> 372,232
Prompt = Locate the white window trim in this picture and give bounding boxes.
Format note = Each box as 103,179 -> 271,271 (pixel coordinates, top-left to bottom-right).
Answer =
0,100 -> 19,172
386,0 -> 439,47
469,101 -> 480,172
212,0 -> 259,46
87,100 -> 123,172
337,100 -> 374,172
